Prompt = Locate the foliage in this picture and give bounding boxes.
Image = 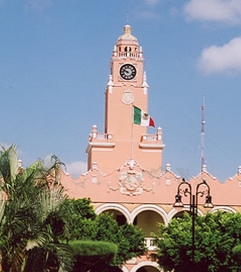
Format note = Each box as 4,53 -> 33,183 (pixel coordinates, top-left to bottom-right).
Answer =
61,198 -> 96,241
0,146 -> 145,272
70,240 -> 117,272
154,211 -> 241,272
0,145 -> 73,272
70,240 -> 117,256
232,244 -> 241,264
63,199 -> 146,266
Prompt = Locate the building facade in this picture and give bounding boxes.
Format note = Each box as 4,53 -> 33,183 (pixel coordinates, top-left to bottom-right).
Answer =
60,25 -> 241,272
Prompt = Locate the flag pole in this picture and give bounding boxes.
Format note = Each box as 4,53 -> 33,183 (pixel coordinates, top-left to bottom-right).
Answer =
131,104 -> 134,159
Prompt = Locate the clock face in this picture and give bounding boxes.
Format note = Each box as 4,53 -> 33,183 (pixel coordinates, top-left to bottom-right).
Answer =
120,64 -> 137,80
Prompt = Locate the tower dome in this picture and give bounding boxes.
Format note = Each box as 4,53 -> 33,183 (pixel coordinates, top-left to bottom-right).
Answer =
115,25 -> 140,56
118,24 -> 137,41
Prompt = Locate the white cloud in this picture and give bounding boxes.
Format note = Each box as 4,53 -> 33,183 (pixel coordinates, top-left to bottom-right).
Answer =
65,161 -> 87,178
198,37 -> 241,74
135,0 -> 162,21
184,0 -> 241,24
26,0 -> 53,11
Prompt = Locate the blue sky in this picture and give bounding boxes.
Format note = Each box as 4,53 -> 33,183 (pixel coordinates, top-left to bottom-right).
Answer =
1,0 -> 241,181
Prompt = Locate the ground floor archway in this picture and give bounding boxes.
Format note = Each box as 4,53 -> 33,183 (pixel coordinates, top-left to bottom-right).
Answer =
135,266 -> 160,272
129,261 -> 161,272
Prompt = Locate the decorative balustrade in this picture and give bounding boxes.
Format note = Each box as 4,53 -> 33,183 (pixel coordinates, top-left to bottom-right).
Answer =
89,125 -> 163,145
89,132 -> 113,142
94,133 -> 107,140
141,134 -> 162,142
144,237 -> 158,251
90,132 -> 162,142
112,51 -> 143,60
117,52 -> 141,58
89,125 -> 113,142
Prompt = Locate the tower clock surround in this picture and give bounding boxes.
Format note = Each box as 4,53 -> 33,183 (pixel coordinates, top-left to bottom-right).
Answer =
119,63 -> 137,80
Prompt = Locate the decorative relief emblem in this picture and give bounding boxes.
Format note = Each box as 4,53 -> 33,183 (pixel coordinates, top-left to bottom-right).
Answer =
119,170 -> 144,196
108,159 -> 155,196
121,90 -> 134,105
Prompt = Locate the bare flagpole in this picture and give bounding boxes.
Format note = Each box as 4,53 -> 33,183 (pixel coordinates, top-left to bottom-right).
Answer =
201,96 -> 205,171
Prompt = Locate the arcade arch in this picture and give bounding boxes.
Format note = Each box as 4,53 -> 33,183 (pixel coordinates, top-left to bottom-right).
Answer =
168,207 -> 204,222
131,205 -> 168,226
211,206 -> 236,213
95,203 -> 131,223
103,209 -> 127,226
121,266 -> 129,272
131,205 -> 167,249
130,261 -> 161,272
133,210 -> 164,236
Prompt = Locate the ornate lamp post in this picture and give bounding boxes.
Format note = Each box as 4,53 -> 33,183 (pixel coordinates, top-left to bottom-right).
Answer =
173,178 -> 213,270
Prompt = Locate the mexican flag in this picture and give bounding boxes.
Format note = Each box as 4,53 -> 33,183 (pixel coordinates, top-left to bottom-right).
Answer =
133,105 -> 155,127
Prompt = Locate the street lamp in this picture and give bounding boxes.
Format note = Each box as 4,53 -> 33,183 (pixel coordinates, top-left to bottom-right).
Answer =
173,178 -> 213,270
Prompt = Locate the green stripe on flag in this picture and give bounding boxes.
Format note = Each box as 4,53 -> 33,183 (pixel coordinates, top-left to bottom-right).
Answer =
133,106 -> 141,125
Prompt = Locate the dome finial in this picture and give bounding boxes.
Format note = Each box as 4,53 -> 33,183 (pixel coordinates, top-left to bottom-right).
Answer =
126,10 -> 129,24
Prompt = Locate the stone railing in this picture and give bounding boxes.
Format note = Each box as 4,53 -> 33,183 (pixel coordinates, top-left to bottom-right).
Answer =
88,125 -> 113,142
144,237 -> 158,251
141,133 -> 162,142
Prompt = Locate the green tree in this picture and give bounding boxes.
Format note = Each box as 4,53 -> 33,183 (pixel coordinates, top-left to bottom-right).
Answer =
62,198 -> 96,241
233,244 -> 241,271
64,199 -> 146,270
0,145 -> 73,272
154,212 -> 241,272
0,146 -> 145,272
70,240 -> 118,272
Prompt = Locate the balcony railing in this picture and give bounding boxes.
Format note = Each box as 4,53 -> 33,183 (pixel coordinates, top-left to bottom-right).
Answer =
141,134 -> 162,142
116,52 -> 141,59
144,237 -> 158,251
89,132 -> 113,142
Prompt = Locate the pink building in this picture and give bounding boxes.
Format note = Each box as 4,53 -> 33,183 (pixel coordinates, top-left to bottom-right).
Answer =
60,25 -> 241,272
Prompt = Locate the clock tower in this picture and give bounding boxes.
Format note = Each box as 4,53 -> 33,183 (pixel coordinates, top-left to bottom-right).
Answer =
86,25 -> 164,174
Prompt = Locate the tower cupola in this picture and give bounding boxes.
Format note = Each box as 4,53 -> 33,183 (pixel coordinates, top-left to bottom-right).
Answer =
118,24 -> 137,42
114,25 -> 141,59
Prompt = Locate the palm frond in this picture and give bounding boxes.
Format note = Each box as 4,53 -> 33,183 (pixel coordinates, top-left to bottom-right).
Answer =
8,145 -> 19,183
0,192 -> 6,223
0,145 -> 18,194
38,185 -> 66,222
25,231 -> 52,251
0,146 -> 71,272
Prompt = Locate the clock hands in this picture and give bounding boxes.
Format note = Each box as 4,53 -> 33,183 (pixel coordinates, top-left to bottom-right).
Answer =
124,68 -> 132,76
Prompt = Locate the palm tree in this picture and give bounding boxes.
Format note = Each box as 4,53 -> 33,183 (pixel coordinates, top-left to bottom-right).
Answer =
0,145 -> 73,272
